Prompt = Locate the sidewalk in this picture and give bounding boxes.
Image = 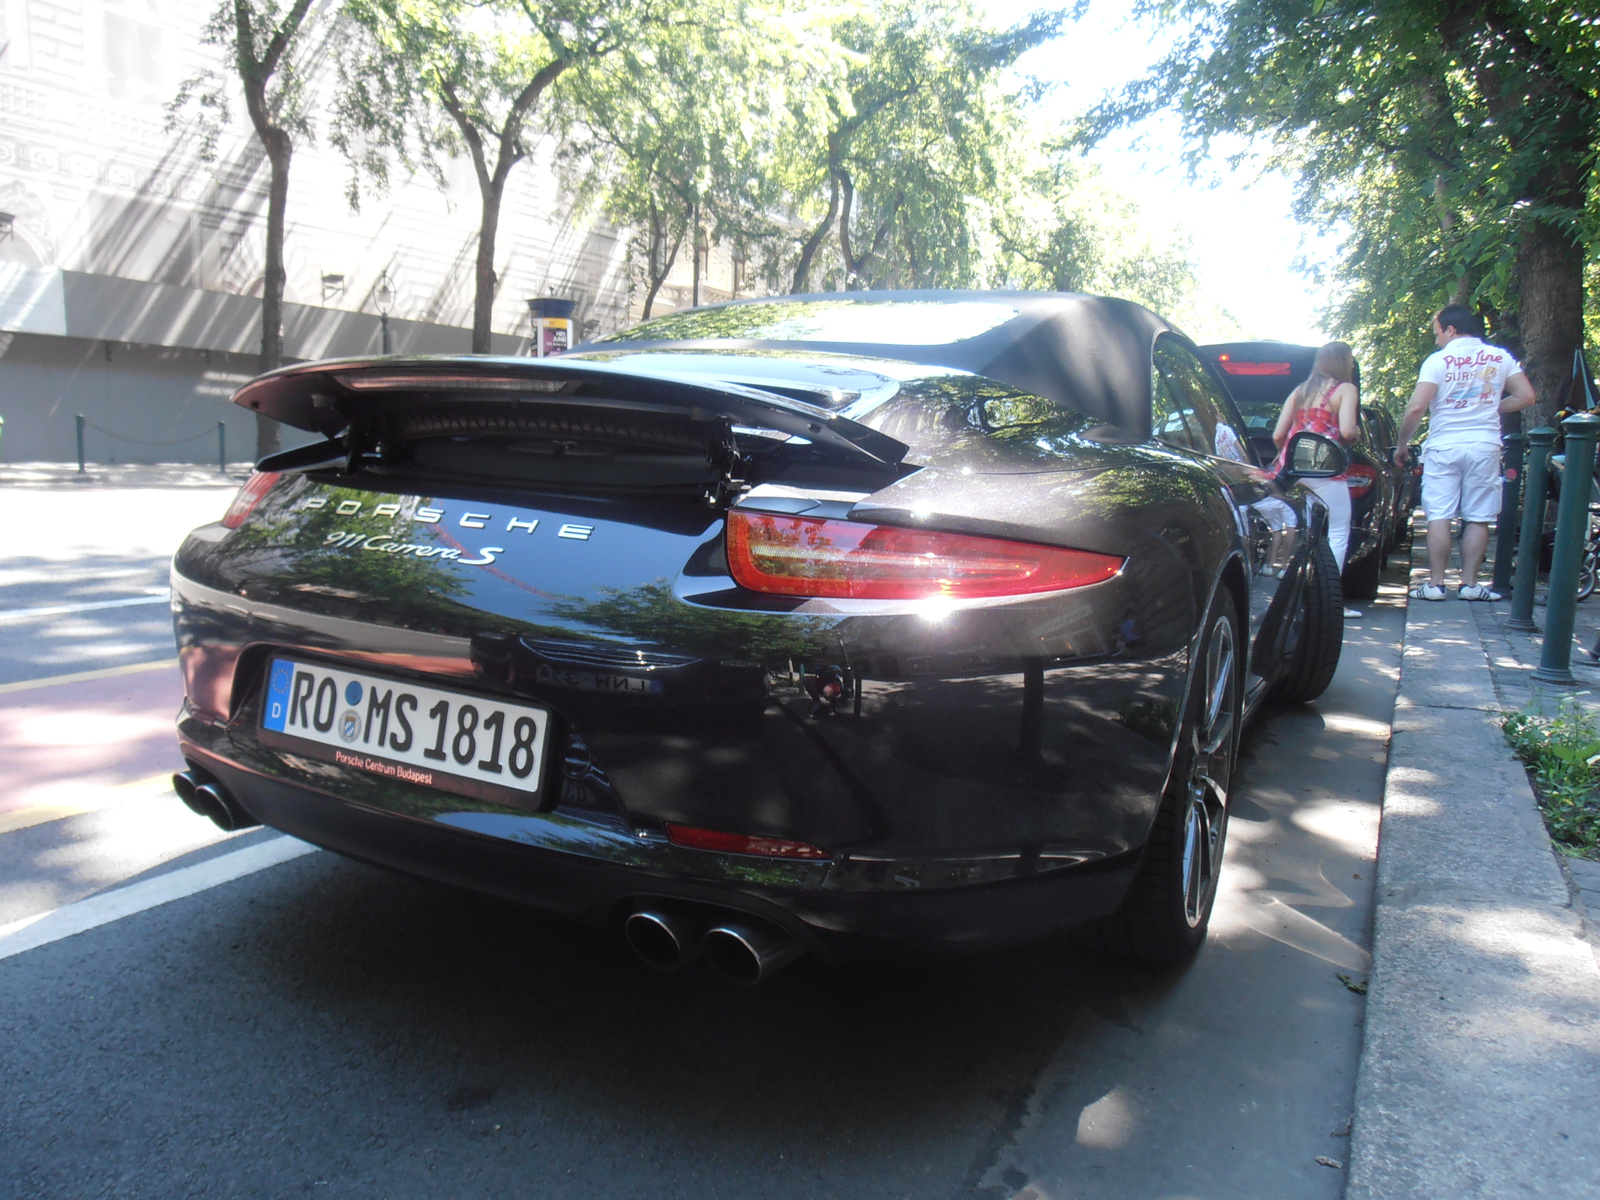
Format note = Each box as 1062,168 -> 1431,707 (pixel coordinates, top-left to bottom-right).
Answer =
0,462 -> 252,488
1347,539 -> 1600,1198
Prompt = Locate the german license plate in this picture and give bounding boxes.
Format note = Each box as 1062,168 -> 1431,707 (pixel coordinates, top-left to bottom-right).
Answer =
260,657 -> 551,804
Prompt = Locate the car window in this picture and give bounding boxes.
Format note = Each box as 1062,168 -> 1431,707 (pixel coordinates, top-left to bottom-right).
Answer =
1362,408 -> 1394,452
1358,411 -> 1381,452
1151,364 -> 1206,453
1153,338 -> 1254,463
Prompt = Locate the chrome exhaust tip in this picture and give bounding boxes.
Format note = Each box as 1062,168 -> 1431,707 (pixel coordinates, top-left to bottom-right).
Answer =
171,770 -> 203,814
703,920 -> 803,986
624,907 -> 704,971
190,781 -> 260,833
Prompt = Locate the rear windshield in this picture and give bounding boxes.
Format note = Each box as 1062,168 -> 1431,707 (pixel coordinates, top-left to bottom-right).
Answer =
1208,351 -> 1314,431
599,299 -> 1020,347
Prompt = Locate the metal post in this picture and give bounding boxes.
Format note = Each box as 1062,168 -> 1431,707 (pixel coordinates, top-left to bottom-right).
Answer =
75,413 -> 86,473
1492,432 -> 1527,595
1509,427 -> 1555,631
1534,413 -> 1600,683
218,421 -> 227,474
380,312 -> 391,356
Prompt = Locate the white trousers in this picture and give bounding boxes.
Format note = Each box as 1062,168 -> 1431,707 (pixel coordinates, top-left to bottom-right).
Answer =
1305,477 -> 1352,571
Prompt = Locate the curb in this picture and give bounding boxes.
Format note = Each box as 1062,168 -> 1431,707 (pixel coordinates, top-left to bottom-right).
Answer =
1346,552 -> 1600,1197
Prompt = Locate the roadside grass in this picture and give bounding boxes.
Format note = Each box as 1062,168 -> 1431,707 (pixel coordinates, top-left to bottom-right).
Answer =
1503,693 -> 1600,860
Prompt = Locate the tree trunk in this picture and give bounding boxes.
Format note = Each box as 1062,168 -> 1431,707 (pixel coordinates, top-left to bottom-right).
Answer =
690,203 -> 700,307
791,176 -> 840,294
1517,217 -> 1585,427
256,131 -> 291,457
471,181 -> 504,354
641,219 -> 683,319
837,171 -> 858,285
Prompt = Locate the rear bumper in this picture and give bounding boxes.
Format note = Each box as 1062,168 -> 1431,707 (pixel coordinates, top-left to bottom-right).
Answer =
179,712 -> 1138,962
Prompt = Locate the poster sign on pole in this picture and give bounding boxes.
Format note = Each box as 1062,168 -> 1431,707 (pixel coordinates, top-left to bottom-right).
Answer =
526,298 -> 577,358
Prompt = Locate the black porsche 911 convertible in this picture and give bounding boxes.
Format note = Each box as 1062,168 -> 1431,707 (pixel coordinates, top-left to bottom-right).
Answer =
170,291 -> 1347,983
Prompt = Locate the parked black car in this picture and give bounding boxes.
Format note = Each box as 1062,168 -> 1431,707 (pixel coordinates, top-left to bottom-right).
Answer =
170,293 -> 1347,982
1355,404 -> 1413,551
1200,341 -> 1396,601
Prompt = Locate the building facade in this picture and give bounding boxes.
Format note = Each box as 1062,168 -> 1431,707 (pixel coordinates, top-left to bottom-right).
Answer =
0,0 -> 743,463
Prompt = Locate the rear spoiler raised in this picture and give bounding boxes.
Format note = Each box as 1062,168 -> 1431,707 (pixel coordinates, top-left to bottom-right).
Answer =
233,355 -> 908,470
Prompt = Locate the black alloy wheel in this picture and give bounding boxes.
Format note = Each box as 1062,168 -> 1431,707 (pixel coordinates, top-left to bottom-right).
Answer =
1103,587 -> 1241,963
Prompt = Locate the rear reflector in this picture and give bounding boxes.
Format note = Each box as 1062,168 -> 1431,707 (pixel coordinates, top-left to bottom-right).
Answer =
665,823 -> 831,860
726,510 -> 1124,600
1220,362 -> 1293,375
1345,463 -> 1378,498
221,471 -> 282,529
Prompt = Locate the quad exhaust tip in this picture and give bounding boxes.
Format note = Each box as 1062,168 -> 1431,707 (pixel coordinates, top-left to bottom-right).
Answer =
624,905 -> 803,984
702,920 -> 804,987
172,769 -> 260,833
624,907 -> 704,971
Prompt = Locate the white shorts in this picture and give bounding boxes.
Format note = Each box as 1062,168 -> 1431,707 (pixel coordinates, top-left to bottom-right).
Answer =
1422,442 -> 1501,523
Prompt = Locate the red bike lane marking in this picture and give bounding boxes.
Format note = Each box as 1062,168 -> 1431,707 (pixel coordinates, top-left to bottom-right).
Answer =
0,665 -> 185,818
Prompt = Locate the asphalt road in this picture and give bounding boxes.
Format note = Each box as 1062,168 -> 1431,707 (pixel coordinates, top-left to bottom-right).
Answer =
0,483 -> 1405,1200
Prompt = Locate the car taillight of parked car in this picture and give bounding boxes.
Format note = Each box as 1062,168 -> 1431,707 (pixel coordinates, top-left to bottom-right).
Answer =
221,471 -> 283,529
725,510 -> 1124,600
1345,464 -> 1378,499
1218,360 -> 1293,376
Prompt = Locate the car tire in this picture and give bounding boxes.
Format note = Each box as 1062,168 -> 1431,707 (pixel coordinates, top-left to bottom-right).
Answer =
1099,587 -> 1241,964
1268,535 -> 1344,704
1343,542 -> 1382,602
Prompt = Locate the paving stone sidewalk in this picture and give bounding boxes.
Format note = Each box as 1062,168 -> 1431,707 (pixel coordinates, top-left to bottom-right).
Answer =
1465,555 -> 1600,954
1346,537 -> 1600,1198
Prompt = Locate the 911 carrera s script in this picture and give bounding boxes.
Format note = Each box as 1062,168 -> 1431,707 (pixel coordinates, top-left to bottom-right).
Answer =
319,531 -> 503,566
259,657 -> 550,803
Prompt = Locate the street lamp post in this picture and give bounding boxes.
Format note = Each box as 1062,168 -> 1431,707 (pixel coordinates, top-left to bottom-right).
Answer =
375,270 -> 395,355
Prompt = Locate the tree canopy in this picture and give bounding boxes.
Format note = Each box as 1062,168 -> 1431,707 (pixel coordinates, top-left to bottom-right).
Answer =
171,0 -> 1213,378
1098,0 -> 1600,415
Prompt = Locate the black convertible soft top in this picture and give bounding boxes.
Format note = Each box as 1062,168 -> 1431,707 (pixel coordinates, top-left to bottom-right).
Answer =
585,291 -> 1176,434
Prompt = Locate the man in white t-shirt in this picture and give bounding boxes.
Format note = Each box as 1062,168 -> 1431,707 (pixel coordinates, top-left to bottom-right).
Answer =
1395,304 -> 1536,601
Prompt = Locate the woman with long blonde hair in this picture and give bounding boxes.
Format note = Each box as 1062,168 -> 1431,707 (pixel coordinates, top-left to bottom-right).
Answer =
1272,341 -> 1361,575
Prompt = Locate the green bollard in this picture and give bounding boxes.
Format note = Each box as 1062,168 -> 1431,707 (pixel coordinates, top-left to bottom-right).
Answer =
218,421 -> 227,475
1509,428 -> 1555,631
75,413 -> 86,473
1492,432 -> 1526,595
1534,413 -> 1600,683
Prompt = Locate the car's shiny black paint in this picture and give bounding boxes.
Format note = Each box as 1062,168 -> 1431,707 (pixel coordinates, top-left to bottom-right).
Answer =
171,293 -> 1332,958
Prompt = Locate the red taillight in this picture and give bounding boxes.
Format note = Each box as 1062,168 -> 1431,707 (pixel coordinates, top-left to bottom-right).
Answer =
665,823 -> 831,860
1220,361 -> 1292,375
725,511 -> 1123,600
1345,464 -> 1377,498
221,471 -> 282,529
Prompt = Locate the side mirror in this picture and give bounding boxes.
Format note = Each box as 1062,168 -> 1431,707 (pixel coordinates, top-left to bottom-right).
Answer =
1282,431 -> 1348,479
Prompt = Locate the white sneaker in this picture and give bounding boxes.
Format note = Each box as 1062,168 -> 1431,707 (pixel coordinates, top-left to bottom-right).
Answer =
1409,583 -> 1446,601
1344,607 -> 1363,618
1458,585 -> 1502,601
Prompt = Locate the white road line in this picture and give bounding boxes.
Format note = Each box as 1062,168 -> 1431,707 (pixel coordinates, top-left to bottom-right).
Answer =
0,836 -> 318,962
0,592 -> 171,622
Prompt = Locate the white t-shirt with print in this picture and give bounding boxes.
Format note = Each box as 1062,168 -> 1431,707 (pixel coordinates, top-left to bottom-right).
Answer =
1418,336 -> 1521,450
